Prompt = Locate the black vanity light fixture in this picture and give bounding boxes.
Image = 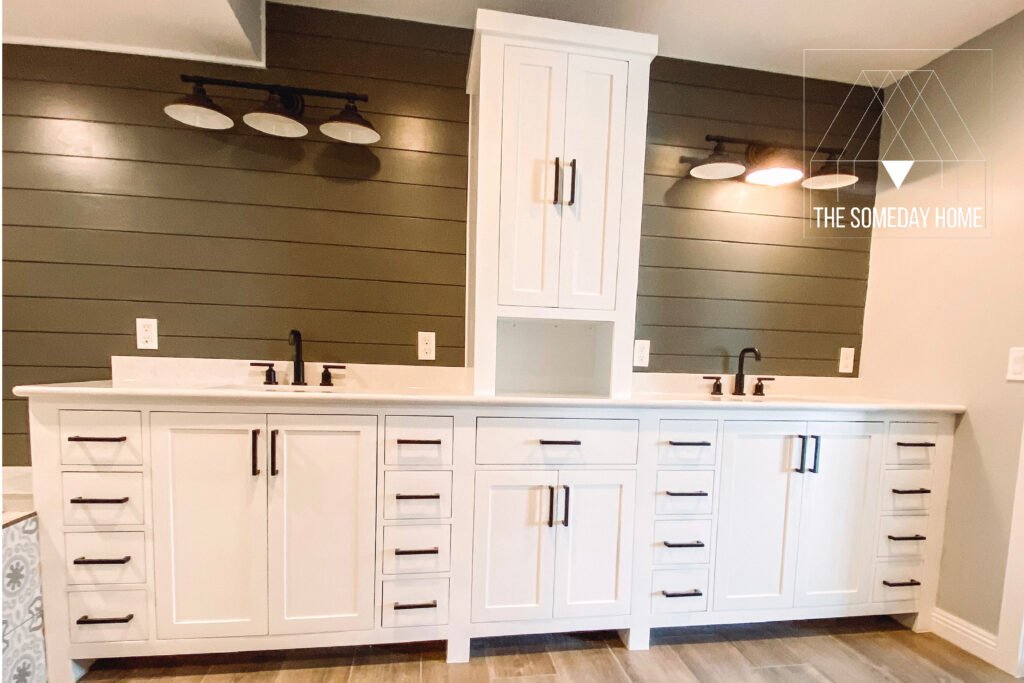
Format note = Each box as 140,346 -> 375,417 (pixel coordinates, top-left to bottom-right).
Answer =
690,135 -> 859,189
163,74 -> 378,144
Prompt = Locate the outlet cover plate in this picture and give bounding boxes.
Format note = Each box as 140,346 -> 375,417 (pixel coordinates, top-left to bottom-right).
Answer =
839,347 -> 855,373
633,339 -> 650,367
136,318 -> 158,350
1008,347 -> 1024,381
418,331 -> 436,361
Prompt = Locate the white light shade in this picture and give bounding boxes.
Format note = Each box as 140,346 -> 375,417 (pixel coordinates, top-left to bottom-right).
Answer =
802,172 -> 859,189
163,85 -> 233,130
690,160 -> 746,180
319,103 -> 380,144
242,110 -> 308,138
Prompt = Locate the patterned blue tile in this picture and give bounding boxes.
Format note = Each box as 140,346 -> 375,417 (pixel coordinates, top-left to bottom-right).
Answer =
2,516 -> 41,631
2,621 -> 46,683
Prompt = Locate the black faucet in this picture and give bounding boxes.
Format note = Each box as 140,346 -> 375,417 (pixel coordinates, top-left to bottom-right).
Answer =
733,347 -> 762,396
288,329 -> 306,385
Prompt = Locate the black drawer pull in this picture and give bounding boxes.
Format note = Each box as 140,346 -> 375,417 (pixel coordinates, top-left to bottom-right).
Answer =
666,491 -> 709,497
892,488 -> 931,495
77,614 -> 134,625
67,436 -> 127,443
882,579 -> 921,588
662,590 -> 703,598
74,556 -> 131,565
887,534 -> 926,542
664,541 -> 705,548
397,439 -> 443,445
539,439 -> 582,446
393,600 -> 438,611
668,440 -> 712,447
394,547 -> 439,556
70,497 -> 129,505
897,441 -> 935,448
395,493 -> 441,500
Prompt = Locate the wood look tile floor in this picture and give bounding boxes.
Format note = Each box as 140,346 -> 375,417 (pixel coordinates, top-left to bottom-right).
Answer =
81,617 -> 1013,682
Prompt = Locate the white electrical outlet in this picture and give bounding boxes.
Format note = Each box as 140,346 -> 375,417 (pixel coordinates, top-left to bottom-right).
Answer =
136,318 -> 158,349
633,339 -> 650,367
839,347 -> 855,373
1008,347 -> 1024,381
418,331 -> 436,361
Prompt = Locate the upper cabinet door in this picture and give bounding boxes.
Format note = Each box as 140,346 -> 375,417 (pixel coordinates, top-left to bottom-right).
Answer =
497,46 -> 568,307
267,414 -> 377,635
151,412 -> 269,639
558,55 -> 628,310
793,421 -> 885,608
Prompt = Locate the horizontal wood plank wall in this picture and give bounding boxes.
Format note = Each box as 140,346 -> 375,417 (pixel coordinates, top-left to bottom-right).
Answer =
1,3 -> 472,464
636,57 -> 880,376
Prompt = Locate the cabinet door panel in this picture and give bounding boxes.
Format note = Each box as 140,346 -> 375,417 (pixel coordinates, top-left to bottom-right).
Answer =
472,470 -> 558,622
268,414 -> 376,634
559,54 -> 627,310
714,421 -> 805,611
794,422 -> 884,607
497,46 -> 568,307
553,469 -> 635,618
152,413 -> 268,639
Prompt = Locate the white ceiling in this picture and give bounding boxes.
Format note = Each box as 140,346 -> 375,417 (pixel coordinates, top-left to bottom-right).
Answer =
279,0 -> 1024,83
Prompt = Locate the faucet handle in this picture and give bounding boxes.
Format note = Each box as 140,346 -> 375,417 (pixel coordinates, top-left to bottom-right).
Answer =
702,376 -> 723,396
753,377 -> 775,397
250,362 -> 278,386
320,364 -> 347,387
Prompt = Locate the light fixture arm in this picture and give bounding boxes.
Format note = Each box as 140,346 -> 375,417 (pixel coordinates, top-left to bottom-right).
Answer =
179,74 -> 368,105
705,134 -> 845,158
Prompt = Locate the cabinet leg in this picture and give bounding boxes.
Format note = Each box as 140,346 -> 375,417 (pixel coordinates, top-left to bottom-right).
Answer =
447,635 -> 471,663
618,626 -> 651,651
72,659 -> 95,681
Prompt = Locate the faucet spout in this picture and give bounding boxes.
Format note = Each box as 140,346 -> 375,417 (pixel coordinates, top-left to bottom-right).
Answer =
733,347 -> 761,396
289,329 -> 305,386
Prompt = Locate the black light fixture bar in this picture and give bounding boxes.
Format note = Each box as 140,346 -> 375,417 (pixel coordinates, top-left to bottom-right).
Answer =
180,74 -> 368,103
705,134 -> 845,157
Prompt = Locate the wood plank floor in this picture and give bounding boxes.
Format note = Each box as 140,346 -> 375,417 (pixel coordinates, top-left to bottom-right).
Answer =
81,617 -> 1013,682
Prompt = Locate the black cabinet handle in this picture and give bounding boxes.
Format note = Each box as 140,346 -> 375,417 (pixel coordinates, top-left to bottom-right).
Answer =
892,488 -> 931,495
794,435 -> 807,473
393,600 -> 438,611
539,439 -> 581,446
251,429 -> 261,476
548,485 -> 555,528
662,590 -> 703,598
887,534 -> 926,542
394,547 -> 439,556
395,493 -> 441,500
562,485 -> 570,528
666,491 -> 708,497
77,614 -> 134,625
809,435 -> 821,473
70,497 -> 129,505
663,541 -> 705,548
397,439 -> 442,445
897,442 -> 935,448
882,579 -> 921,588
668,441 -> 712,447
568,158 -> 577,206
270,429 -> 279,476
553,157 -> 560,204
67,436 -> 127,443
74,556 -> 131,565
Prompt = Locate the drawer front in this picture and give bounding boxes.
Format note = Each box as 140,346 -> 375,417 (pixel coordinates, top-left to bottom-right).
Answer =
60,410 -> 143,466
62,473 -> 145,526
384,471 -> 453,519
653,520 -> 712,565
887,422 -> 938,466
652,568 -> 709,614
381,578 -> 449,628
68,590 -> 148,643
655,471 -> 715,515
873,560 -> 924,603
383,524 -> 451,575
658,420 -> 717,466
476,417 -> 638,465
877,516 -> 929,558
881,469 -> 933,512
385,416 -> 453,466
65,532 -> 146,585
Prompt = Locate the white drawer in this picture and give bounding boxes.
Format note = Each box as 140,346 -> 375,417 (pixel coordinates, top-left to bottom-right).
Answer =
881,469 -> 933,512
476,417 -> 638,465
877,516 -> 929,558
653,520 -> 712,565
873,560 -> 924,603
62,473 -> 145,526
652,568 -> 709,614
887,422 -> 938,466
382,524 -> 451,575
60,410 -> 143,466
655,470 -> 714,515
68,590 -> 148,643
65,532 -> 146,585
385,416 -> 453,466
384,471 -> 452,519
381,578 -> 449,628
658,420 -> 717,466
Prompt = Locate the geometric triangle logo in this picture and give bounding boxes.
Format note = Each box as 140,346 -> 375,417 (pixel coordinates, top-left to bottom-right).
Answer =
881,160 -> 914,189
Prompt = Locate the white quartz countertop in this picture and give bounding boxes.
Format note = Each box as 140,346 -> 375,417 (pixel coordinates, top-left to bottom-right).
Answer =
12,380 -> 966,413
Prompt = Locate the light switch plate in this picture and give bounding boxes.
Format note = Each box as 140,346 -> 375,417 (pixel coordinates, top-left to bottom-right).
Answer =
418,331 -> 436,361
839,347 -> 855,373
136,318 -> 158,350
1008,347 -> 1024,381
633,339 -> 650,367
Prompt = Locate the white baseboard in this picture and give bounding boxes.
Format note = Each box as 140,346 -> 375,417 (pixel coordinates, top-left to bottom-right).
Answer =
931,608 -> 1001,667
